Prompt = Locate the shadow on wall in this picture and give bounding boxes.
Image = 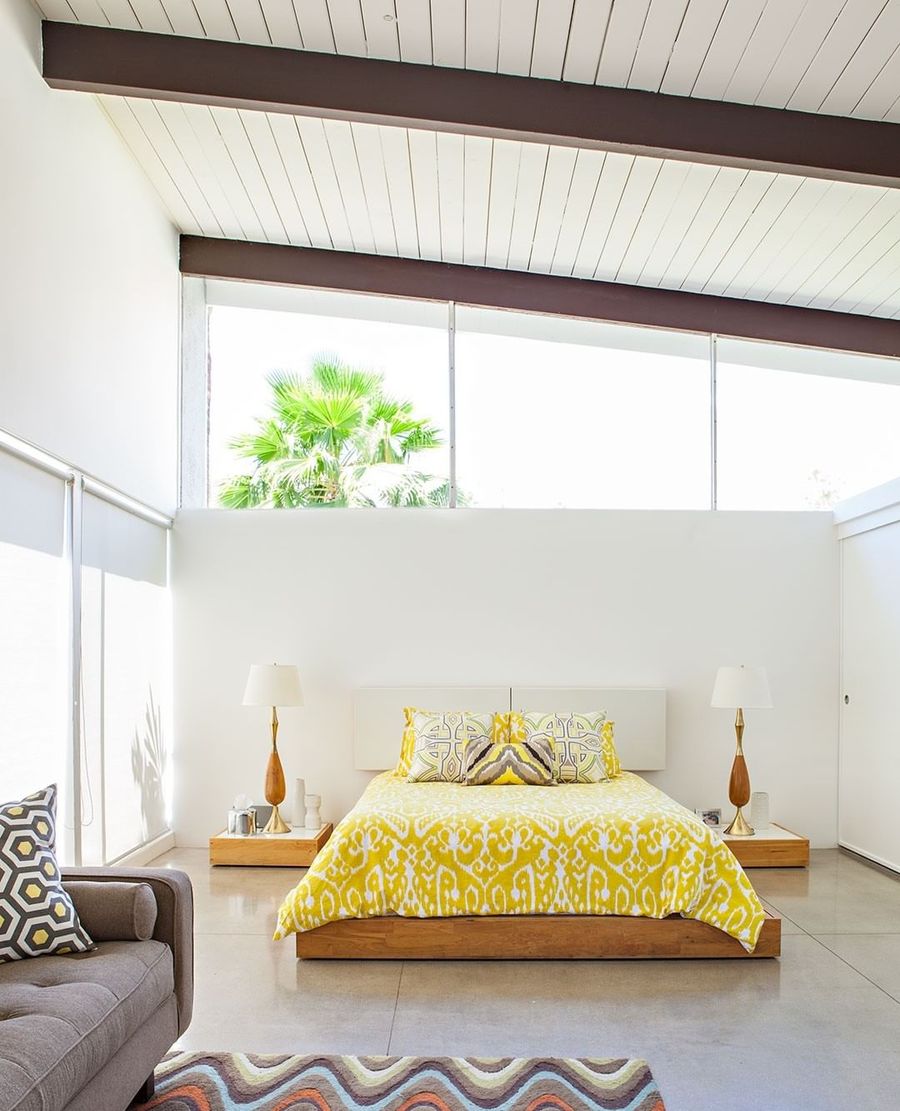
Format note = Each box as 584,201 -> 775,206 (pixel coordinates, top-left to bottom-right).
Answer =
131,686 -> 167,842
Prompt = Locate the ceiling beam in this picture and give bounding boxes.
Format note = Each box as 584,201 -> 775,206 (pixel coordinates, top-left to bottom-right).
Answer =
43,21 -> 900,190
180,237 -> 900,359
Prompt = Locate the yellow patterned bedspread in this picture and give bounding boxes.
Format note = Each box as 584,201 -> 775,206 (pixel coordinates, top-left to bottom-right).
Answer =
274,771 -> 766,951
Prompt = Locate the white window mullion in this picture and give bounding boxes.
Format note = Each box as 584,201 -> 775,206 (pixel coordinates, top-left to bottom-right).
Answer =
710,333 -> 718,512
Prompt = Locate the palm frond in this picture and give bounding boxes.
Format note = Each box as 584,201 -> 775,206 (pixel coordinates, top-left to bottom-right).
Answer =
220,353 -> 451,509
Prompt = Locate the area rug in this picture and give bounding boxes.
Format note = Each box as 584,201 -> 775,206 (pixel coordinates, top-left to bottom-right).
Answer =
137,1051 -> 666,1110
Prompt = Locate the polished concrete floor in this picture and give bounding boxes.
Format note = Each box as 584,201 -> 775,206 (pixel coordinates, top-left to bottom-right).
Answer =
157,846 -> 900,1111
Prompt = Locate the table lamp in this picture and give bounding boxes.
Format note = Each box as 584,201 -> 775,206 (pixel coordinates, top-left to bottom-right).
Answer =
242,663 -> 303,834
711,665 -> 772,837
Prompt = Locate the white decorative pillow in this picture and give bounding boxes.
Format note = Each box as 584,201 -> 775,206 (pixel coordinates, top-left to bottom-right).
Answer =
406,710 -> 494,783
523,711 -> 611,784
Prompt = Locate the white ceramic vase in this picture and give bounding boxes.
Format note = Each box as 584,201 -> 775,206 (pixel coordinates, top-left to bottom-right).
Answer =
750,791 -> 770,830
291,778 -> 306,829
305,793 -> 322,830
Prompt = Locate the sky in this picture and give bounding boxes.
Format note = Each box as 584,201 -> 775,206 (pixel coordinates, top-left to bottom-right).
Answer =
207,302 -> 900,511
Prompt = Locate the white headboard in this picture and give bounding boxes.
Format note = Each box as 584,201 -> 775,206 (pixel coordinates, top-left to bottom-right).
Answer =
353,686 -> 666,771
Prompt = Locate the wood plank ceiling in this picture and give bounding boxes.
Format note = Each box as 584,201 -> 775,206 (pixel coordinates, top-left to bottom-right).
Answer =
97,98 -> 900,317
35,0 -> 900,122
35,0 -> 900,319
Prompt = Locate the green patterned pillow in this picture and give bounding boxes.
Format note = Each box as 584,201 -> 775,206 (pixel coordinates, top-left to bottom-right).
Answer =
406,709 -> 494,783
523,711 -> 614,783
0,785 -> 94,962
463,712 -> 555,786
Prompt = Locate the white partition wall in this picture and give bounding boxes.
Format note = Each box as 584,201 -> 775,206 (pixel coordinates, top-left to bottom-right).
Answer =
173,508 -> 838,846
840,519 -> 900,872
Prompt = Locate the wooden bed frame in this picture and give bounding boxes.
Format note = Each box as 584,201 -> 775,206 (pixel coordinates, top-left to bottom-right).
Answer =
300,686 -> 778,962
295,910 -> 781,960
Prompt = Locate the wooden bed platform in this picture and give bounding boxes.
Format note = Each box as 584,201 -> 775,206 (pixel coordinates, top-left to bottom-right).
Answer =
295,910 -> 781,960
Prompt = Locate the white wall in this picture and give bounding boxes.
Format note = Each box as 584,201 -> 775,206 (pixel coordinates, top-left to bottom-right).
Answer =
172,509 -> 839,847
0,0 -> 179,510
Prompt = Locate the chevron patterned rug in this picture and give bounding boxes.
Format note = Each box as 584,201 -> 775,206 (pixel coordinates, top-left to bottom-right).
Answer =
137,1051 -> 665,1110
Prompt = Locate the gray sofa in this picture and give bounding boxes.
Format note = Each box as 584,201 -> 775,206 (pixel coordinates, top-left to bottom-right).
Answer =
0,868 -> 193,1111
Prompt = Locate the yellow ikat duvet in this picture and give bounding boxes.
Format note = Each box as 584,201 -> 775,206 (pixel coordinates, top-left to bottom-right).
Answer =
274,771 -> 766,951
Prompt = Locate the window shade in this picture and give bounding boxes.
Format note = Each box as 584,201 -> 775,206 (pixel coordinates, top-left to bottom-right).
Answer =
81,493 -> 167,586
0,451 -> 66,556
80,494 -> 170,863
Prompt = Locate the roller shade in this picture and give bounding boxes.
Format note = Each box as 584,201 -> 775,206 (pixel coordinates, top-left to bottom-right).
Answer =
82,492 -> 167,586
0,451 -> 66,556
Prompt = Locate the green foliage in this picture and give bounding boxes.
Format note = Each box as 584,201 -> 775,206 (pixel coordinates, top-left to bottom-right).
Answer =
219,357 -> 453,508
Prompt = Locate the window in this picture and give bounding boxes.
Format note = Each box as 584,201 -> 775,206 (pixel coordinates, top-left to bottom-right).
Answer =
455,309 -> 711,508
716,340 -> 900,510
0,443 -> 172,866
80,496 -> 171,864
200,281 -> 900,512
0,454 -> 70,858
207,287 -> 450,508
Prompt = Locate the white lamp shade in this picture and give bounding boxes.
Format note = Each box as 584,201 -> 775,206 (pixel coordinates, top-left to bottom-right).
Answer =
242,664 -> 304,707
711,665 -> 772,709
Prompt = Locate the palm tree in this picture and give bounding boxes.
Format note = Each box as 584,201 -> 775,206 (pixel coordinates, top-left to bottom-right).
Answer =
219,357 -> 453,508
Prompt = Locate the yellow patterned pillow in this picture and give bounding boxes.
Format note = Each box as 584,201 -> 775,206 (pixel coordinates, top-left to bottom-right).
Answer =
601,719 -> 621,777
463,712 -> 555,786
395,707 -> 417,778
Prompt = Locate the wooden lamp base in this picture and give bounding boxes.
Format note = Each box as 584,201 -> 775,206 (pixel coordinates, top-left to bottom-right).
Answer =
264,707 -> 290,835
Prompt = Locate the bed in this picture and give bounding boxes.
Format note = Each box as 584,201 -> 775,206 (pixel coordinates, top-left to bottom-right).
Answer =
275,687 -> 780,960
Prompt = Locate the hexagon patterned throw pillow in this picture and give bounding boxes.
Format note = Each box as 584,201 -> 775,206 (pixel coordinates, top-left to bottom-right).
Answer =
0,785 -> 93,962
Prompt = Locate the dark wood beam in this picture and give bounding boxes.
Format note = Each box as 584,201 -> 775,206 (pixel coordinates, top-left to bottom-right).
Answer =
180,236 -> 900,359
43,21 -> 900,190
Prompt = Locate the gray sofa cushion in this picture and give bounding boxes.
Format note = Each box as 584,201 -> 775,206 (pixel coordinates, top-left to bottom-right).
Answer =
0,940 -> 174,1111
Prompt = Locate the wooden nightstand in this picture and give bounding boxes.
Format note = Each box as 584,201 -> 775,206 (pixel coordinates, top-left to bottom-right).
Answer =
720,823 -> 809,868
209,824 -> 333,867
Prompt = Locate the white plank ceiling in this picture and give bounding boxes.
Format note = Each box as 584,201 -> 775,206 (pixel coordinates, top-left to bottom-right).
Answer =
99,96 -> 900,317
35,0 -> 900,124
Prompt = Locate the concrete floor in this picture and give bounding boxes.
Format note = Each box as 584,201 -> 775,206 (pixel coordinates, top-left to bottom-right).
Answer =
157,846 -> 900,1111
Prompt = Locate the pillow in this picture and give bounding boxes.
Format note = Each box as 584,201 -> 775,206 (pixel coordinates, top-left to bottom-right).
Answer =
463,712 -> 555,786
395,708 -> 417,777
523,711 -> 609,783
406,709 -> 494,783
0,785 -> 94,962
600,719 -> 622,777
523,711 -> 621,780
65,881 -> 157,942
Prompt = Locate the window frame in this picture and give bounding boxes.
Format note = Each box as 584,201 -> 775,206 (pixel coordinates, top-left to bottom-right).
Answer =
188,280 -> 900,514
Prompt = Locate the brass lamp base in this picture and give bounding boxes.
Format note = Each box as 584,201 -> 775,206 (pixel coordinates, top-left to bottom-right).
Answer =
724,807 -> 754,837
263,804 -> 290,834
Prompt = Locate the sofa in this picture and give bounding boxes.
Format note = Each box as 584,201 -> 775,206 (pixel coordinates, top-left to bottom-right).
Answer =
0,868 -> 193,1111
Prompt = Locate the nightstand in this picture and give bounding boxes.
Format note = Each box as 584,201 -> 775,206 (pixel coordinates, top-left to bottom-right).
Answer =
209,823 -> 333,867
720,823 -> 809,868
